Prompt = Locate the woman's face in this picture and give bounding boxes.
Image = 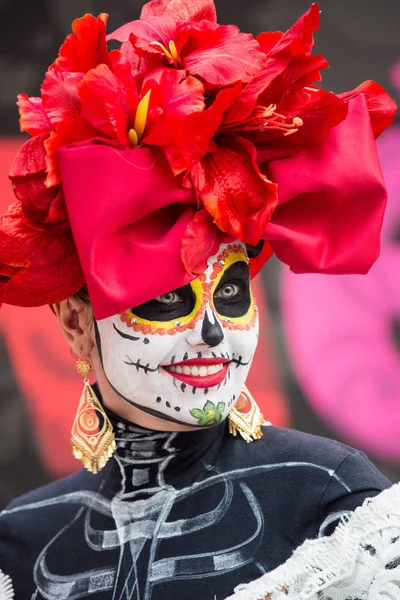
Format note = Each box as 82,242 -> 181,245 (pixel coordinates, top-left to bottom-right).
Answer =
95,242 -> 259,427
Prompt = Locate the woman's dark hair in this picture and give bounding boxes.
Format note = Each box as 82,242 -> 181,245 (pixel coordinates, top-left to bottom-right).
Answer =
245,240 -> 265,259
74,286 -> 90,304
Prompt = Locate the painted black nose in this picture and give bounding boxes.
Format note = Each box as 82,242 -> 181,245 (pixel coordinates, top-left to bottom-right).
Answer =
201,310 -> 224,347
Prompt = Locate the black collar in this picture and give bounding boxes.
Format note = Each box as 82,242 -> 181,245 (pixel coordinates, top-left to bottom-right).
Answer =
96,386 -> 227,499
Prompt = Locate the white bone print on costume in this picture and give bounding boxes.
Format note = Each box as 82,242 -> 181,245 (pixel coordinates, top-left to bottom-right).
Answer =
0,570 -> 14,600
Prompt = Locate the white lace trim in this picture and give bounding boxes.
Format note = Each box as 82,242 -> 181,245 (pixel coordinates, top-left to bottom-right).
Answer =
225,484 -> 400,600
0,570 -> 14,600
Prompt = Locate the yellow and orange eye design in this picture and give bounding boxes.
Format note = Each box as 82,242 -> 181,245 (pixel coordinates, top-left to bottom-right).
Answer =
119,244 -> 257,335
120,278 -> 205,336
209,246 -> 257,331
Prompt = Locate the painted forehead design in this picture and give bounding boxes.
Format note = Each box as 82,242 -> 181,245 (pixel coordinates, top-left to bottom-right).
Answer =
119,243 -> 256,334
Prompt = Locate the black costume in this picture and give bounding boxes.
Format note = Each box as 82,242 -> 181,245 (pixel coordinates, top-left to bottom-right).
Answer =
0,405 -> 389,600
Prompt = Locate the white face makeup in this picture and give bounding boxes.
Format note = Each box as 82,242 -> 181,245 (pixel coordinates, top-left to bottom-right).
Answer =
95,242 -> 259,428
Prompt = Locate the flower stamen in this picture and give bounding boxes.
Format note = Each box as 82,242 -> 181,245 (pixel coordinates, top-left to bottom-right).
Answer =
128,89 -> 152,148
168,40 -> 179,62
150,40 -> 180,64
128,128 -> 139,148
226,104 -> 304,137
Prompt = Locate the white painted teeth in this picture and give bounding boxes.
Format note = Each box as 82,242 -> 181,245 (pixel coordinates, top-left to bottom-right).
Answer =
167,364 -> 225,376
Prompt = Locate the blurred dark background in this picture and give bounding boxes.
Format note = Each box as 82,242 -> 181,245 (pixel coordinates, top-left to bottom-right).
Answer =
0,0 -> 399,509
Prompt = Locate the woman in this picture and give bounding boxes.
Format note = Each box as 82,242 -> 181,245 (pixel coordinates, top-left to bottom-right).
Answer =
0,0 -> 398,598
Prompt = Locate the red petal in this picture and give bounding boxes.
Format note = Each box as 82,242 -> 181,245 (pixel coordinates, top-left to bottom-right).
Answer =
78,64 -> 137,146
107,18 -> 167,87
181,209 -> 226,274
17,94 -> 52,136
254,88 -> 348,163
180,23 -> 266,86
145,80 -> 238,174
223,3 -> 321,124
9,134 -> 47,178
118,39 -> 143,77
54,13 -> 110,73
109,15 -> 176,44
0,205 -> 64,267
140,0 -> 217,23
41,69 -> 82,126
338,80 -> 397,139
109,49 -> 138,92
142,68 -> 205,160
0,206 -> 84,306
108,15 -> 177,58
190,136 -> 278,244
143,67 -> 204,118
258,53 -> 328,107
266,3 -> 320,58
9,136 -> 68,223
256,31 -> 284,55
11,177 -> 66,225
224,49 -> 327,127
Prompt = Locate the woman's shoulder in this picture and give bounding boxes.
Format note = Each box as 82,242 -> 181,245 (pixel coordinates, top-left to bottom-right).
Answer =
229,425 -> 363,467
2,467 -> 98,513
264,426 -> 366,463
0,467 -> 106,576
223,425 -> 390,491
0,466 -> 104,543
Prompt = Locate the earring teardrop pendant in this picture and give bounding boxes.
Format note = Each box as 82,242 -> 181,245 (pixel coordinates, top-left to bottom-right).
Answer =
71,380 -> 116,473
229,386 -> 266,443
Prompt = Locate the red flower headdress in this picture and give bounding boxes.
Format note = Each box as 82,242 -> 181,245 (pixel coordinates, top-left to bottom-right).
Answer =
0,0 -> 396,318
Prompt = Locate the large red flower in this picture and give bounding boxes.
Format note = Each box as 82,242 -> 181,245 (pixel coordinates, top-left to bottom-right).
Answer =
1,0 -> 396,317
212,3 -> 349,163
18,14 -> 110,137
109,17 -> 266,88
2,135 -> 84,307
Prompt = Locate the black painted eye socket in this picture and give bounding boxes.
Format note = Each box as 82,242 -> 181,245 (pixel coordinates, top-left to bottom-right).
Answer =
132,284 -> 195,322
215,283 -> 240,299
213,261 -> 251,318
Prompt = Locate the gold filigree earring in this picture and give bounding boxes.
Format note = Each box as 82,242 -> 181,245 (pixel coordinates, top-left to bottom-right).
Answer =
71,357 -> 116,473
229,385 -> 268,443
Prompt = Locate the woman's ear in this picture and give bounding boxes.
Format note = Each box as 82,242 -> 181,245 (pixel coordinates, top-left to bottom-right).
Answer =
53,297 -> 94,356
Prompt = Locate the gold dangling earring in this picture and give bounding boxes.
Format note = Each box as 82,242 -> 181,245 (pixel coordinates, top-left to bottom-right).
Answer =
71,357 -> 116,473
229,385 -> 269,443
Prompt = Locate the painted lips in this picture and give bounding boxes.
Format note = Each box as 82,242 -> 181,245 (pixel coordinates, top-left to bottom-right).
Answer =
163,357 -> 230,388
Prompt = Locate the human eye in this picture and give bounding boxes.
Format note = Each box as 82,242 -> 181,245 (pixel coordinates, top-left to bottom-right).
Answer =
213,261 -> 251,318
154,291 -> 182,305
131,284 -> 194,323
214,283 -> 240,299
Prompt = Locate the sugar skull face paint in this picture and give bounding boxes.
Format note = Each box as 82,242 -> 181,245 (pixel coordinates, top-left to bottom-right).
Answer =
95,242 -> 259,427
